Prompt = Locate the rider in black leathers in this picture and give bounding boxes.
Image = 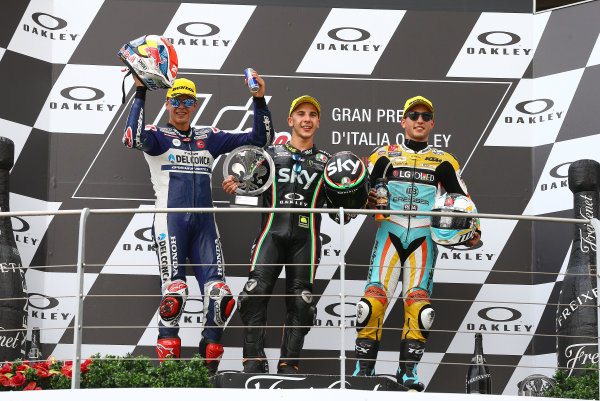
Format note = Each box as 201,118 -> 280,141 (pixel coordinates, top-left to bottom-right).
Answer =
223,95 -> 331,374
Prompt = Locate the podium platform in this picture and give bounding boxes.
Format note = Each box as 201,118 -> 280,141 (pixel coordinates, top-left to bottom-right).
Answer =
212,372 -> 408,391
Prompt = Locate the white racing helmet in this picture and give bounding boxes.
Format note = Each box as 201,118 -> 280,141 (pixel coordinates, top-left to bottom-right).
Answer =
430,193 -> 478,246
118,35 -> 178,90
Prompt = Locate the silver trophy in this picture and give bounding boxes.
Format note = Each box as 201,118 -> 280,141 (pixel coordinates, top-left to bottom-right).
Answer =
222,145 -> 275,206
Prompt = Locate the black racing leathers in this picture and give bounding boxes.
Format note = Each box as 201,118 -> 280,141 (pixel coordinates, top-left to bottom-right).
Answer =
238,142 -> 331,372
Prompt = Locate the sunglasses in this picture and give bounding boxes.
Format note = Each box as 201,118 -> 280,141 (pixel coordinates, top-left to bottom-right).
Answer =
168,98 -> 196,108
405,111 -> 433,122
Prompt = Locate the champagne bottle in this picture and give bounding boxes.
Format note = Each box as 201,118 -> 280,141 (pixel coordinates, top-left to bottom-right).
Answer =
0,137 -> 27,362
27,327 -> 41,361
556,159 -> 599,377
465,333 -> 492,394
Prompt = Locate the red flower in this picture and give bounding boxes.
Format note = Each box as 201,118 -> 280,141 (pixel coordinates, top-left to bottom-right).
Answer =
0,375 -> 10,387
17,364 -> 30,372
33,362 -> 51,371
23,381 -> 37,391
80,359 -> 93,374
60,363 -> 73,378
0,363 -> 12,374
36,367 -> 50,378
10,373 -> 25,387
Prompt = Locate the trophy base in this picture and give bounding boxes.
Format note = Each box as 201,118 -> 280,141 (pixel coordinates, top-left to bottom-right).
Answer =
234,195 -> 259,207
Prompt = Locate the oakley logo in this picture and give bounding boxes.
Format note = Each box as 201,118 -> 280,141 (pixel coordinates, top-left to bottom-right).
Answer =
318,27 -> 380,52
327,27 -> 371,42
515,99 -> 554,115
549,162 -> 572,179
467,31 -> 531,56
11,217 -> 31,233
477,31 -> 521,46
284,193 -> 305,202
177,22 -> 220,37
324,302 -> 356,318
28,293 -> 60,310
134,227 -> 153,242
31,12 -> 68,30
60,86 -> 104,102
478,306 -> 522,322
170,22 -> 230,47
505,99 -> 562,124
24,12 -> 77,41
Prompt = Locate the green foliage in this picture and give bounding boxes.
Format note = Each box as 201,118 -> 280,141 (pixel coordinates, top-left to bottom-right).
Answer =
546,365 -> 599,399
0,354 -> 211,391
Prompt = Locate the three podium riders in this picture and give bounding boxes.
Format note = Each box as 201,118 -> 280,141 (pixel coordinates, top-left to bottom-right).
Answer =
121,36 -> 481,390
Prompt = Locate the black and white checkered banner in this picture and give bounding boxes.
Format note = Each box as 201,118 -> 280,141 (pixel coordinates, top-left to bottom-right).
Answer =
2,0 -> 600,394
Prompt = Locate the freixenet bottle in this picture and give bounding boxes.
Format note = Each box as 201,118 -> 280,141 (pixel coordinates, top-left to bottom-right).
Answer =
556,159 -> 599,377
0,137 -> 27,362
465,333 -> 492,394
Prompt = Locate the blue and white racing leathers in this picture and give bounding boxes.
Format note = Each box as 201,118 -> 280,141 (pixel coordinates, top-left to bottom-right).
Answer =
123,88 -> 273,349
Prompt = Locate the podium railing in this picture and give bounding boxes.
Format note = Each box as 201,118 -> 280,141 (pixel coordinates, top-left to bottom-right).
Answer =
0,206 -> 597,392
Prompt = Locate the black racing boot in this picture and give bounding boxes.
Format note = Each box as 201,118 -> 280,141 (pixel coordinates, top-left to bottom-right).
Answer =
353,338 -> 379,376
243,357 -> 269,374
277,362 -> 299,374
396,339 -> 426,391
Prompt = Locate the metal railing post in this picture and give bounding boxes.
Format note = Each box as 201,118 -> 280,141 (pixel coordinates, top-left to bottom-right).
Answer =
338,207 -> 346,389
71,208 -> 90,389
590,217 -> 600,400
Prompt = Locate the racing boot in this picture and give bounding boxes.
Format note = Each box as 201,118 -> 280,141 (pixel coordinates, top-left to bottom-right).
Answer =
353,338 -> 379,376
396,339 -> 426,392
156,335 -> 181,361
199,338 -> 224,376
243,353 -> 269,374
277,362 -> 299,374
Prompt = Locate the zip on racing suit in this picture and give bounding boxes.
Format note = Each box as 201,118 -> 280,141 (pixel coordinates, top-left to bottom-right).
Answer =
238,142 -> 331,374
353,139 -> 480,390
123,86 -> 273,369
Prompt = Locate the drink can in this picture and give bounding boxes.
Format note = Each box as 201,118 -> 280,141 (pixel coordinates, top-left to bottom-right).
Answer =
244,68 -> 259,93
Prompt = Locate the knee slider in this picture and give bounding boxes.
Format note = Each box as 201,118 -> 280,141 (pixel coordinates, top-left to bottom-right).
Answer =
404,290 -> 434,340
356,284 -> 387,329
159,280 -> 188,327
205,280 -> 235,326
294,289 -> 316,327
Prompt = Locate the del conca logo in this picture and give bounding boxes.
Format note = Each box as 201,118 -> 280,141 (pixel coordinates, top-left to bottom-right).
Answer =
317,27 -> 381,52
504,99 -> 564,124
23,12 -> 78,41
49,86 -> 117,112
167,22 -> 231,47
467,31 -> 532,56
